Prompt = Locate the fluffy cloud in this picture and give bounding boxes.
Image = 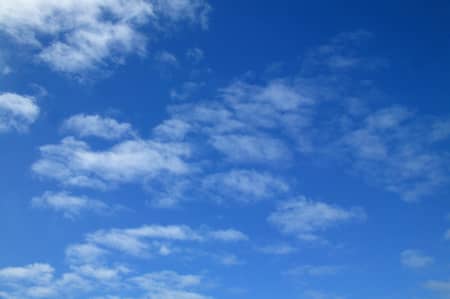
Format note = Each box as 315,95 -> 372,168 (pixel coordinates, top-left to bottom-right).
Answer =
0,0 -> 210,73
31,191 -> 113,218
0,222 -> 244,298
62,114 -> 135,140
0,264 -> 210,299
32,136 -> 191,189
268,197 -> 366,241
0,92 -> 39,132
0,264 -> 54,284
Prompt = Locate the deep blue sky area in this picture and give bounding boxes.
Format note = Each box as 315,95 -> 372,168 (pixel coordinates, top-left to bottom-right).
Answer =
0,1 -> 449,299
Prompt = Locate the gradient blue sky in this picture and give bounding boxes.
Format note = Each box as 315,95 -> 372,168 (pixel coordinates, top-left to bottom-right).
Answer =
0,1 -> 450,299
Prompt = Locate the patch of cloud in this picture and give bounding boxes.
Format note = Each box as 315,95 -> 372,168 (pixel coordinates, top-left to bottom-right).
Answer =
401,250 -> 433,269
425,279 -> 450,295
85,224 -> 247,257
208,229 -> 249,242
202,169 -> 289,203
62,114 -> 135,140
210,134 -> 291,164
303,29 -> 386,72
0,92 -> 39,133
0,221 -> 246,298
31,191 -> 114,219
155,50 -> 179,66
186,48 -> 204,64
32,137 -> 191,189
0,0 -> 211,74
0,263 -> 211,299
268,196 -> 366,241
170,81 -> 205,101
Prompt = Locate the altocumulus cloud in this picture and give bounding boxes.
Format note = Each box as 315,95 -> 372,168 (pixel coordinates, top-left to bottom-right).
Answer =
0,223 -> 245,298
0,0 -> 211,74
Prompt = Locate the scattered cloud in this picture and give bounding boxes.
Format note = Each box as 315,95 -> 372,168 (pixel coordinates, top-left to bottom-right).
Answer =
62,114 -> 135,140
268,196 -> 366,241
31,191 -> 114,219
170,81 -> 205,101
0,92 -> 39,133
32,137 -> 191,189
0,0 -> 211,74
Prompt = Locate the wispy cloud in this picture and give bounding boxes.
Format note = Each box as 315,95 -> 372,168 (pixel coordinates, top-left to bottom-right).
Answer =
401,249 -> 434,269
0,0 -> 211,74
31,191 -> 116,219
0,92 -> 39,133
268,196 -> 366,241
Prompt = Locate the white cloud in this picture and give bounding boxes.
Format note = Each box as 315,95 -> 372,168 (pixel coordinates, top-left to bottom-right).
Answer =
0,0 -> 210,73
202,169 -> 289,203
0,263 -> 211,299
210,134 -> 291,164
62,114 -> 135,140
31,191 -> 112,218
208,229 -> 248,242
401,250 -> 433,269
0,92 -> 39,132
154,118 -> 192,140
0,264 -> 54,284
268,197 -> 366,241
65,243 -> 108,265
85,224 -> 246,256
32,137 -> 191,189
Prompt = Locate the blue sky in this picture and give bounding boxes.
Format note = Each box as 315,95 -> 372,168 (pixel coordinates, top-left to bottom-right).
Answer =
0,1 -> 450,298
